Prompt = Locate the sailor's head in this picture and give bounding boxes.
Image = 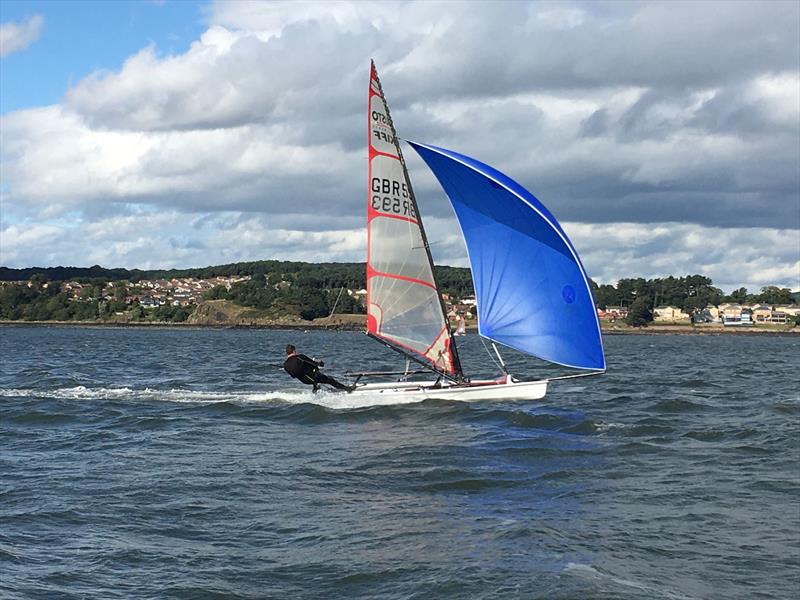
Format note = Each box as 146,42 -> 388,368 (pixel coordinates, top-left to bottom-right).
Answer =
285,344 -> 296,355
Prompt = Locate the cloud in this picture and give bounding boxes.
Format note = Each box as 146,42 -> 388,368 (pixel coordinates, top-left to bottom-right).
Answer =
0,14 -> 44,58
0,211 -> 365,270
2,211 -> 796,293
0,0 -> 798,291
563,222 -> 800,292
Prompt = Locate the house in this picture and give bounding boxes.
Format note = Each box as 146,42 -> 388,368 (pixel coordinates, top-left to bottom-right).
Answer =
604,305 -> 629,319
171,292 -> 194,307
718,303 -> 753,326
770,310 -> 788,324
653,306 -> 691,323
751,304 -> 773,323
718,303 -> 742,324
753,304 -> 789,324
775,304 -> 800,317
349,289 -> 368,303
452,302 -> 475,319
718,302 -> 742,317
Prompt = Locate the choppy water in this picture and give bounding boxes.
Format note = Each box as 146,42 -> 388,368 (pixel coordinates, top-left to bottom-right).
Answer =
1,325 -> 798,599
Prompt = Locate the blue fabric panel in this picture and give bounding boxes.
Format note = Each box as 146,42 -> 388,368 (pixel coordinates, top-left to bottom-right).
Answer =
407,141 -> 605,370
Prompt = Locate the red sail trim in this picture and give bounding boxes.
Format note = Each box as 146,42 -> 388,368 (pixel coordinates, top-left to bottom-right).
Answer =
366,69 -> 375,333
369,146 -> 399,160
425,325 -> 456,373
367,268 -> 436,291
423,326 -> 456,374
367,212 -> 419,226
366,298 -> 383,334
423,326 -> 449,355
373,329 -> 455,375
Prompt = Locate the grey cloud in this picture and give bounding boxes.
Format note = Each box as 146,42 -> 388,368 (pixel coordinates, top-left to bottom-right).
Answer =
690,87 -> 798,138
579,109 -> 608,138
386,1 -> 800,103
169,237 -> 206,250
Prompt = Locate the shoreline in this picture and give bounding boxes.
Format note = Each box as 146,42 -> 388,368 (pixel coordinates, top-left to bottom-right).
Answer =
602,325 -> 799,336
0,319 -> 362,331
1,320 -> 797,336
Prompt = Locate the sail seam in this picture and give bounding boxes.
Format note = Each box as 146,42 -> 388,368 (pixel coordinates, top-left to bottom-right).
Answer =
368,212 -> 419,225
368,270 -> 436,290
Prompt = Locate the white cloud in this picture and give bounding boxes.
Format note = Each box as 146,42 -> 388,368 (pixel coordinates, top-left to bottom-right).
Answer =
0,0 -> 798,291
564,222 -> 800,292
0,14 -> 44,58
0,211 -> 365,270
2,212 -> 796,293
0,105 -> 358,219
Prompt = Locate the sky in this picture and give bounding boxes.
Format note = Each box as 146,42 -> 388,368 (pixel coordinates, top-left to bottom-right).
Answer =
0,0 -> 798,293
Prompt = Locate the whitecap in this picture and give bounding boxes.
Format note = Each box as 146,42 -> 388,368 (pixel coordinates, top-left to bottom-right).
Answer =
0,385 -> 427,410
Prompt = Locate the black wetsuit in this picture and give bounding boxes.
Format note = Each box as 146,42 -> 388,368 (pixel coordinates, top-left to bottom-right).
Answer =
283,353 -> 350,392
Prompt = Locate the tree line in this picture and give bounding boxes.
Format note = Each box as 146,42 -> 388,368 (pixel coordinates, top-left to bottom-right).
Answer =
0,263 -> 474,323
0,276 -> 192,323
0,262 -> 795,324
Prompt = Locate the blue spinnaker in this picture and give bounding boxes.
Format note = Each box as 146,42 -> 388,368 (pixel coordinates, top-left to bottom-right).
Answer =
407,141 -> 605,371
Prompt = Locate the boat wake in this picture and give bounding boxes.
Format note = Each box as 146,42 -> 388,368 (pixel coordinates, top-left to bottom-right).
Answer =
0,385 -> 427,410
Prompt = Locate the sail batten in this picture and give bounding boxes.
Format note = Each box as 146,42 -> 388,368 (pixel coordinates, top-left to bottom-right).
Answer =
407,140 -> 606,371
367,62 -> 462,378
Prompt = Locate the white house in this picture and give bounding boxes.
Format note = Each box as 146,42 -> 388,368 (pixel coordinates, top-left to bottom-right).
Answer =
653,306 -> 691,323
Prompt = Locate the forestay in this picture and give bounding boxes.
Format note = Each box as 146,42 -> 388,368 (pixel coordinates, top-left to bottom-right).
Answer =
367,63 -> 459,376
407,141 -> 606,371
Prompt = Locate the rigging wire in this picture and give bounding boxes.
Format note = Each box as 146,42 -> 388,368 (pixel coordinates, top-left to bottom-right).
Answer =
479,335 -> 503,373
326,286 -> 346,321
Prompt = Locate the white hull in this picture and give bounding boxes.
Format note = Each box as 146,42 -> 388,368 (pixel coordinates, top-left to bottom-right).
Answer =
350,376 -> 548,402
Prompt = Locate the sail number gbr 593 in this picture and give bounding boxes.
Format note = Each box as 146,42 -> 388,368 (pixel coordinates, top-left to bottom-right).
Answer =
370,177 -> 417,219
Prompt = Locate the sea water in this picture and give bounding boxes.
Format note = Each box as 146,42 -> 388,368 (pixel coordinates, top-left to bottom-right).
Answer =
1,325 -> 798,599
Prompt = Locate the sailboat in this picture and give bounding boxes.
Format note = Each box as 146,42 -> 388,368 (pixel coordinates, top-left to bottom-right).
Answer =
454,315 -> 466,337
349,62 -> 605,400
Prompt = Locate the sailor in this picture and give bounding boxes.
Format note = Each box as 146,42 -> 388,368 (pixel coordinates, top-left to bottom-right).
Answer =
283,344 -> 353,392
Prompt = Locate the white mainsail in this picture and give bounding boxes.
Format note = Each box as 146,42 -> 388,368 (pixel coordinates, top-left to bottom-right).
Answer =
366,61 -> 460,377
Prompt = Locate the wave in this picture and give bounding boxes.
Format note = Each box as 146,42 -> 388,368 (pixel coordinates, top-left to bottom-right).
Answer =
0,385 -> 427,410
563,563 -> 698,600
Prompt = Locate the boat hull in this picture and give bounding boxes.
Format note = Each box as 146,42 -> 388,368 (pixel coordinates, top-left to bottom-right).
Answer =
350,378 -> 548,402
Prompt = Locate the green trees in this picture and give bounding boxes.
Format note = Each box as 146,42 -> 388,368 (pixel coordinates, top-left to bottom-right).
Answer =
601,275 -> 724,321
718,285 -> 793,305
203,285 -> 229,301
0,262 -> 795,325
335,292 -> 366,315
593,282 -> 622,308
756,286 -> 793,305
626,297 -> 653,327
728,287 -> 749,303
0,283 -> 99,321
227,278 -> 276,309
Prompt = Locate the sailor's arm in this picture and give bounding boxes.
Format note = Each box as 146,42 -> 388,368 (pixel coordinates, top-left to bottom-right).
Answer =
296,354 -> 323,367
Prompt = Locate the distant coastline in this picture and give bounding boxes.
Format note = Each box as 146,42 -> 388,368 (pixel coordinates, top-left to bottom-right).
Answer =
2,319 -> 797,336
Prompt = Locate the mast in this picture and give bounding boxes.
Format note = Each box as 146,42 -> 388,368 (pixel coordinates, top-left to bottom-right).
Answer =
367,62 -> 464,381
